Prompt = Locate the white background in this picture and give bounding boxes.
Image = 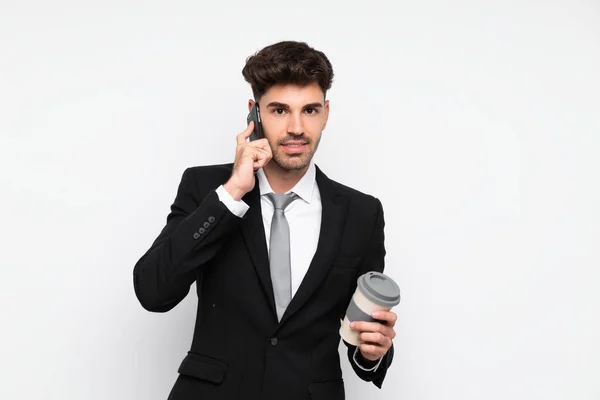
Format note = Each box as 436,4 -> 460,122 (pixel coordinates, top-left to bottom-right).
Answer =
1,1 -> 599,399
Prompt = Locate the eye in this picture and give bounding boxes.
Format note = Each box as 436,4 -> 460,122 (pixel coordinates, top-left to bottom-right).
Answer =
305,107 -> 318,115
274,108 -> 285,115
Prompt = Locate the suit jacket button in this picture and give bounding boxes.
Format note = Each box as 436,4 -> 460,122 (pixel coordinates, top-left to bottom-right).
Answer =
199,227 -> 206,234
193,233 -> 200,239
203,222 -> 210,229
208,216 -> 215,223
270,338 -> 278,346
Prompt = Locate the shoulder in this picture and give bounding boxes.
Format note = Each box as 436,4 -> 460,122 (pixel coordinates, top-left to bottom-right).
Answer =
321,170 -> 383,218
337,181 -> 381,212
185,163 -> 234,178
179,163 -> 234,194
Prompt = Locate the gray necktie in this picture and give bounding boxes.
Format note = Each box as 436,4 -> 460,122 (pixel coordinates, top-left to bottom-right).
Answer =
266,192 -> 298,321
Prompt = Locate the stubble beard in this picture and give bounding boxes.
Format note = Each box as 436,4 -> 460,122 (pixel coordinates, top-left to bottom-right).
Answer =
271,135 -> 322,171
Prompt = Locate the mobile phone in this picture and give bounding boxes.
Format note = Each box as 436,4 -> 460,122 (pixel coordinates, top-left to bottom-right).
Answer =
246,103 -> 264,141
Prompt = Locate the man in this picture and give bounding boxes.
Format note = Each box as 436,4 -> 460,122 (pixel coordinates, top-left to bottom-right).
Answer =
133,40 -> 397,400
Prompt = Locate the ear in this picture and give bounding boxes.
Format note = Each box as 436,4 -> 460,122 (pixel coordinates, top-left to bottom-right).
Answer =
248,99 -> 255,112
322,100 -> 330,130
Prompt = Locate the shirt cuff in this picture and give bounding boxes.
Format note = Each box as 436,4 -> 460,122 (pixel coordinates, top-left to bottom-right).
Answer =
352,347 -> 382,372
215,185 -> 249,218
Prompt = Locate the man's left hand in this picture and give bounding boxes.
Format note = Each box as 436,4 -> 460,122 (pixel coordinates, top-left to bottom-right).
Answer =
350,310 -> 397,361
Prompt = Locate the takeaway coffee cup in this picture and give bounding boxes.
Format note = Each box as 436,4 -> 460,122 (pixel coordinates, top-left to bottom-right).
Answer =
340,271 -> 401,346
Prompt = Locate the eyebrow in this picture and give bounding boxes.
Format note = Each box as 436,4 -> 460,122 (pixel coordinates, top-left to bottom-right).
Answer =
265,102 -> 324,111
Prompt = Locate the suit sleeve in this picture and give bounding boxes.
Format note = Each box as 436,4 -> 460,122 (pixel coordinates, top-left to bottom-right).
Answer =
343,197 -> 395,388
133,168 -> 243,312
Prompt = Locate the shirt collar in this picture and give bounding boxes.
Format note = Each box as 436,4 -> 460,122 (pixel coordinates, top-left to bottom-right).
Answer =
256,161 -> 316,204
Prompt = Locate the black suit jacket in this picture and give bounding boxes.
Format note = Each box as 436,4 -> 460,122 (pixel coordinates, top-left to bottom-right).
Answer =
133,163 -> 393,400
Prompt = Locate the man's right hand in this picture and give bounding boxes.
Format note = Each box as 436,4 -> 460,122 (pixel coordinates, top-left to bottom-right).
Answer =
223,121 -> 272,201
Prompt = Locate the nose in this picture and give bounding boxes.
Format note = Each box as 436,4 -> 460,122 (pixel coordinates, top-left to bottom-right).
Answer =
287,113 -> 304,136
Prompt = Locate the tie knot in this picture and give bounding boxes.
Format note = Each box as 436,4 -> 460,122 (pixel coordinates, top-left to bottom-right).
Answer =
266,192 -> 298,210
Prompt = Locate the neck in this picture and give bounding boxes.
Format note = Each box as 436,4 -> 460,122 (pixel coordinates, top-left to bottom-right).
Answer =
263,162 -> 310,194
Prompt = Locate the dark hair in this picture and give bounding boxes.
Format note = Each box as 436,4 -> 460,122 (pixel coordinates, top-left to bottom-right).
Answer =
242,40 -> 334,101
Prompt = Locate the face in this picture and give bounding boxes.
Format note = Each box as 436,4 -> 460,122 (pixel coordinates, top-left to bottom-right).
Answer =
249,82 -> 329,172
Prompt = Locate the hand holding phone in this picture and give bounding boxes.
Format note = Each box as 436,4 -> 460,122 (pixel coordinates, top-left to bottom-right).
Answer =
223,104 -> 271,200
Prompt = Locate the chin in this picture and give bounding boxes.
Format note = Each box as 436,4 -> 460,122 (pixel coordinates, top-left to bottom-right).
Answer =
273,153 -> 312,171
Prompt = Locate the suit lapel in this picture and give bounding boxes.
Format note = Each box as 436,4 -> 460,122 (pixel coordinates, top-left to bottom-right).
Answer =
239,181 -> 277,318
279,166 -> 349,325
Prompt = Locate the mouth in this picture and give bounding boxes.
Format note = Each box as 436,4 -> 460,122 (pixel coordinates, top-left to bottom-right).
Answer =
281,141 -> 308,154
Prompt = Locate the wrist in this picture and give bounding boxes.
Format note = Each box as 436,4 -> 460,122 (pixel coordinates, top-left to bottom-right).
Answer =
223,181 -> 247,201
352,346 -> 383,372
357,348 -> 380,366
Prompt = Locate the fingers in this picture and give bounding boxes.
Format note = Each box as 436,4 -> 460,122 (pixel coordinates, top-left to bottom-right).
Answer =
357,329 -> 394,361
347,309 -> 397,363
350,320 -> 396,340
247,137 -> 270,149
251,147 -> 271,170
350,321 -> 384,333
230,123 -> 272,187
246,138 -> 272,159
235,122 -> 271,156
236,121 -> 255,145
372,311 -> 397,327
358,343 -> 387,360
359,332 -> 388,346
235,127 -> 272,171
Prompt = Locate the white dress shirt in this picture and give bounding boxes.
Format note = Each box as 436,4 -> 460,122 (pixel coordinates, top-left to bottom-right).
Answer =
214,161 -> 381,371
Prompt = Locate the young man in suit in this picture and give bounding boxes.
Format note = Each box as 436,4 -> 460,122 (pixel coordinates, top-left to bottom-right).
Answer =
133,40 -> 397,400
